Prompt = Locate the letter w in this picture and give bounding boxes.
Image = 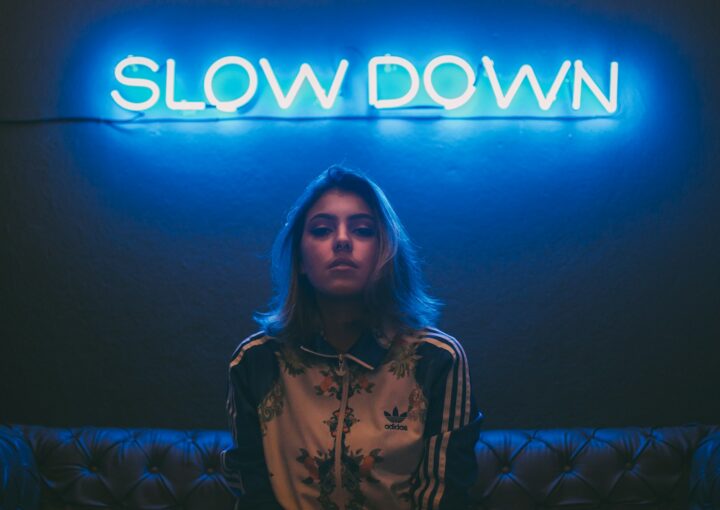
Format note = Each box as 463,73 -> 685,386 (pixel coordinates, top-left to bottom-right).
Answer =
482,57 -> 571,111
259,59 -> 349,109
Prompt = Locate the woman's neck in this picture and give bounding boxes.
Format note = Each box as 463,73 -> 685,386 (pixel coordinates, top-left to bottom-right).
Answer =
315,294 -> 367,353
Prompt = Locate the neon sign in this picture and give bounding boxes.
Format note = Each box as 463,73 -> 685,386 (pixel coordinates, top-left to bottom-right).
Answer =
110,54 -> 619,116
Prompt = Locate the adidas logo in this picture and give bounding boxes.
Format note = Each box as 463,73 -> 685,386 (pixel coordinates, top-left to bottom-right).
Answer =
384,406 -> 408,431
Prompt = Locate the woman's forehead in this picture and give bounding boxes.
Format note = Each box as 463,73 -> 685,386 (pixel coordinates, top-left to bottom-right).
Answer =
306,189 -> 374,219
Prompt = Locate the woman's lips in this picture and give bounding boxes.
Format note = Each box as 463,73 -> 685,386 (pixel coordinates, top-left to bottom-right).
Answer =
329,259 -> 358,269
330,264 -> 355,269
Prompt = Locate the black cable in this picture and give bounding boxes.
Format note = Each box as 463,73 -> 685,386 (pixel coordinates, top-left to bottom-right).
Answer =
0,111 -> 617,126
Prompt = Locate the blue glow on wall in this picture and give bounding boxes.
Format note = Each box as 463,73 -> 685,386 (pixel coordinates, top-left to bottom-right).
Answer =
4,0 -> 717,430
51,1 -> 700,263
64,4 -> 665,126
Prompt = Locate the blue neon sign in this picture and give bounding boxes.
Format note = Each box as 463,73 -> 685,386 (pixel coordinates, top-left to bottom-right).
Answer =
110,54 -> 619,117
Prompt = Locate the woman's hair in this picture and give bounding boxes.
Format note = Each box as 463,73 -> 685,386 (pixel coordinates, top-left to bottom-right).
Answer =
255,165 -> 440,341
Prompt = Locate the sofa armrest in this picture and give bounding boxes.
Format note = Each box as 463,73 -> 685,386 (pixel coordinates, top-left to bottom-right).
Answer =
690,428 -> 720,510
0,425 -> 40,510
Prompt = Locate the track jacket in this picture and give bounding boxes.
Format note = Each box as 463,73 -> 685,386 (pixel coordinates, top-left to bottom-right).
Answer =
221,327 -> 482,510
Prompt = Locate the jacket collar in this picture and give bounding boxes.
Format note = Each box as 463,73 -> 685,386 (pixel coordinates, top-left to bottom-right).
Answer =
299,329 -> 391,371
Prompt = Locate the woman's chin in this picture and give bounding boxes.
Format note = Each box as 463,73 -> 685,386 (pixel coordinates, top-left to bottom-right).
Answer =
316,286 -> 365,299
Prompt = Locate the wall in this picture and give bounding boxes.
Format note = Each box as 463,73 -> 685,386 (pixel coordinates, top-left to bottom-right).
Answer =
1,0 -> 718,430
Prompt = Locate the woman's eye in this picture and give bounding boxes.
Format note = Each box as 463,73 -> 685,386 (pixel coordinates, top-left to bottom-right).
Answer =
310,227 -> 332,237
354,227 -> 376,238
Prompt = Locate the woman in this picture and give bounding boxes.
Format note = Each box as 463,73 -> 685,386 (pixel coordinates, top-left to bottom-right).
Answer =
222,166 -> 482,510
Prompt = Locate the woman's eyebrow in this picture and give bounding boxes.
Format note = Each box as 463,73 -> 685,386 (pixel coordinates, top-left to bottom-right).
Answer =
308,213 -> 375,222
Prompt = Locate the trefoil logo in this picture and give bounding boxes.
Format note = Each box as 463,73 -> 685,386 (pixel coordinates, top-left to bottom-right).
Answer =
384,406 -> 409,431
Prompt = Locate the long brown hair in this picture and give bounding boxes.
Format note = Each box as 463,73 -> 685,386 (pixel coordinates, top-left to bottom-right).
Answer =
254,165 -> 440,342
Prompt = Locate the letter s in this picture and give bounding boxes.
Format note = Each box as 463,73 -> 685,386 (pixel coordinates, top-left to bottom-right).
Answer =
111,56 -> 161,111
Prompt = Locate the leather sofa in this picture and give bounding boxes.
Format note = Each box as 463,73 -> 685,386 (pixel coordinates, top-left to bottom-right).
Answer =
1,423 -> 718,510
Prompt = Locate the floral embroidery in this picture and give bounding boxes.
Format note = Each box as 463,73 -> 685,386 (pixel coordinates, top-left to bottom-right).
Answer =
387,339 -> 422,379
296,448 -> 340,509
324,407 -> 359,438
297,448 -> 329,485
407,385 -> 428,423
357,448 -> 384,482
276,345 -> 307,376
314,366 -> 375,399
344,447 -> 384,509
355,374 -> 374,393
313,368 -> 340,397
300,366 -> 386,510
257,380 -> 284,435
280,334 -> 432,509
297,443 -> 385,510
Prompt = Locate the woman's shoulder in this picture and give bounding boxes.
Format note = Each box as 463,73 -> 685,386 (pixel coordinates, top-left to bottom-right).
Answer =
228,331 -> 279,368
399,326 -> 467,360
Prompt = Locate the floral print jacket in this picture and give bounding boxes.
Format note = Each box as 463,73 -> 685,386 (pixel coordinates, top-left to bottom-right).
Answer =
221,327 -> 482,510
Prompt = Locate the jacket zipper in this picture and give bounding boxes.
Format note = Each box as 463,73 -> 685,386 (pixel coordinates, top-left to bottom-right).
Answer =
334,353 -> 350,503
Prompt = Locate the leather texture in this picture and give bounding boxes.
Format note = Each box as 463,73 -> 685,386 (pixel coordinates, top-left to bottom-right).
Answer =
5,424 -> 719,510
689,429 -> 720,510
471,425 -> 719,510
0,425 -> 40,510
10,426 -> 234,510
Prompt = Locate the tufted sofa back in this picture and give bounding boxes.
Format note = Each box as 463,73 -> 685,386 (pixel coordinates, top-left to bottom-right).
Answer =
471,426 -> 719,509
11,426 -> 234,510
3,424 -> 719,510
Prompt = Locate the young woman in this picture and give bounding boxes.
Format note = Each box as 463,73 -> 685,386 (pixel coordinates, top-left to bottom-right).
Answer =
222,166 -> 482,510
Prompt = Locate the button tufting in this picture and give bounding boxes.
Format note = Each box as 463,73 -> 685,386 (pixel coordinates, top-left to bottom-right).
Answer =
206,467 -> 215,474
89,465 -> 99,473
563,464 -> 572,472
625,462 -> 633,469
150,466 -> 159,473
501,465 -> 511,474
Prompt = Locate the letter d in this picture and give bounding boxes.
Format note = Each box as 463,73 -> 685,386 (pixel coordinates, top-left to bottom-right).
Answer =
368,55 -> 419,109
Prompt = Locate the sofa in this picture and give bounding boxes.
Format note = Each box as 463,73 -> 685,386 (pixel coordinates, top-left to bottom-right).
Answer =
1,423 -> 719,510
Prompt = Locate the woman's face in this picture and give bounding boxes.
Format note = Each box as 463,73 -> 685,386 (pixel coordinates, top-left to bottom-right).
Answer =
300,189 -> 380,298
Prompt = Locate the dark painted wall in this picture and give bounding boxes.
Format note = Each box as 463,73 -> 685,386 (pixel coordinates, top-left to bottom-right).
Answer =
1,0 -> 718,431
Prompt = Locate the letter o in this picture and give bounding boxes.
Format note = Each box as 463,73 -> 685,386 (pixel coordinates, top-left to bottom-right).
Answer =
423,55 -> 476,110
204,56 -> 258,112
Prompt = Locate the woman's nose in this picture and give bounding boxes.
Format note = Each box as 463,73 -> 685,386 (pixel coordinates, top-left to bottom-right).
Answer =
335,239 -> 351,252
334,226 -> 352,252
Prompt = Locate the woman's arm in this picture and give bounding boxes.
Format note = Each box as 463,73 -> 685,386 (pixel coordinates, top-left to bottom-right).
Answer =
411,333 -> 483,510
221,336 -> 284,510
